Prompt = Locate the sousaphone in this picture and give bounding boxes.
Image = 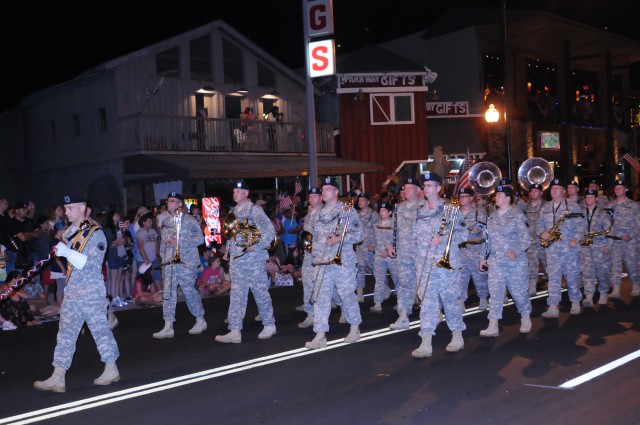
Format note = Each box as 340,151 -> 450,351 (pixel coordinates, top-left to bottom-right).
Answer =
517,157 -> 554,191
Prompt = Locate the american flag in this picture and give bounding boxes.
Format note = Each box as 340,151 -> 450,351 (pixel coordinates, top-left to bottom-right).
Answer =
457,154 -> 476,190
622,151 -> 640,173
279,192 -> 293,209
294,179 -> 303,195
199,107 -> 208,119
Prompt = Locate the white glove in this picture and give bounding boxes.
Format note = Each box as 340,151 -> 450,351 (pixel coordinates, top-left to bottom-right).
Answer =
55,242 -> 87,270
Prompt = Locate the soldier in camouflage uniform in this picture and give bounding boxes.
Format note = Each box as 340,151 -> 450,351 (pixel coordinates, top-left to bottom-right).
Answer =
566,180 -> 583,206
521,183 -> 548,295
153,192 -> 207,339
579,188 -> 613,307
587,179 -> 610,208
537,179 -> 586,317
35,193 -> 120,393
297,187 -> 322,328
479,185 -> 532,337
456,187 -> 489,310
370,202 -> 397,313
216,180 -> 277,343
388,177 -> 424,330
412,172 -> 466,358
607,179 -> 640,298
305,178 -> 363,349
355,193 -> 379,302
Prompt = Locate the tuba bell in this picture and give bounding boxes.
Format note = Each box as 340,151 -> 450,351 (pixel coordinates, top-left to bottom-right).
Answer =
517,157 -> 554,192
468,161 -> 502,195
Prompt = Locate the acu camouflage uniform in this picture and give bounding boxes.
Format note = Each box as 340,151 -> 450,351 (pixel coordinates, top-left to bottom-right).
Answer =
372,215 -> 398,303
458,205 -> 489,302
355,207 -> 379,290
608,197 -> 640,288
580,203 -> 613,296
521,198 -> 548,287
394,199 -> 423,317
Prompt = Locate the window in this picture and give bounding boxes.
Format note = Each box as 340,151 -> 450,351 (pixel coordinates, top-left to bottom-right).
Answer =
370,93 -> 414,125
98,108 -> 107,132
190,35 -> 212,81
50,121 -> 56,143
257,61 -> 276,88
223,38 -> 243,85
72,115 -> 80,137
156,46 -> 180,78
538,131 -> 560,150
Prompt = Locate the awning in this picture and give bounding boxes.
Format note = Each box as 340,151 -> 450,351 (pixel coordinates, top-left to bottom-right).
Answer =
123,153 -> 384,185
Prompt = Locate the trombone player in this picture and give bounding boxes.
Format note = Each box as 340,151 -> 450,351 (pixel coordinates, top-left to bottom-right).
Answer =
412,172 -> 467,358
153,192 -> 207,339
305,178 -> 363,349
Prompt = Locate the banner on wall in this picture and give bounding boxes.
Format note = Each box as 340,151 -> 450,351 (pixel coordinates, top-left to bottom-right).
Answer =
202,197 -> 222,247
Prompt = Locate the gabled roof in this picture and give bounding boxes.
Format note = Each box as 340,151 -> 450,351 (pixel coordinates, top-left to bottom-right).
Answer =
337,44 -> 426,73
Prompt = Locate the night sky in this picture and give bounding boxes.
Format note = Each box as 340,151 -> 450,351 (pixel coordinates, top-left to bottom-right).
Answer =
1,0 -> 639,112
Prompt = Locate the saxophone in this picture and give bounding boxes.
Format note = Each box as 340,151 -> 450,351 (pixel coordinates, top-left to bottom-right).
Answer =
580,229 -> 609,248
540,215 -> 565,248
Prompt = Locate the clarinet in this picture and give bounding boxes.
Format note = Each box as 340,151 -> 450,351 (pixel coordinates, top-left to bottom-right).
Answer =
390,204 -> 398,258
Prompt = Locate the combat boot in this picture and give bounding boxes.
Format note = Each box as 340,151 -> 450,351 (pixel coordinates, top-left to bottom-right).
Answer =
298,314 -> 314,328
215,329 -> 242,344
411,334 -> 432,358
94,362 -> 120,385
356,287 -> 364,303
478,297 -> 488,311
108,312 -> 119,330
598,291 -> 608,305
609,284 -> 621,299
369,302 -> 383,313
446,331 -> 464,352
188,318 -> 207,334
519,315 -> 532,334
344,326 -> 360,343
305,332 -> 327,349
541,304 -> 559,319
582,294 -> 594,308
258,325 -> 276,339
480,319 -> 499,337
569,301 -> 581,315
631,283 -> 640,296
34,366 -> 66,393
152,321 -> 174,339
389,311 -> 410,330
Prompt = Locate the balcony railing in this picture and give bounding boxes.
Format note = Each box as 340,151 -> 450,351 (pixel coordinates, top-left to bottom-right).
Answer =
118,115 -> 335,154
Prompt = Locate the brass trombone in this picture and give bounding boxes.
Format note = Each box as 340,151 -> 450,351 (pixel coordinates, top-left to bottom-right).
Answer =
309,200 -> 355,304
160,206 -> 184,300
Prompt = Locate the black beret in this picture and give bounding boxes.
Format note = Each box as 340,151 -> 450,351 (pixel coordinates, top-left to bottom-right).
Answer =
404,177 -> 422,188
458,187 -> 475,196
379,202 -> 392,212
62,193 -> 86,205
584,188 -> 598,197
529,183 -> 543,191
321,177 -> 339,189
357,192 -> 370,200
234,180 -> 250,190
421,171 -> 442,184
496,185 -> 513,196
614,179 -> 626,187
309,187 -> 321,195
550,178 -> 564,188
167,191 -> 184,201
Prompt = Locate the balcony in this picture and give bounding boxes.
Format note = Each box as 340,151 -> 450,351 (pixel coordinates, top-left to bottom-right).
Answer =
118,115 -> 335,155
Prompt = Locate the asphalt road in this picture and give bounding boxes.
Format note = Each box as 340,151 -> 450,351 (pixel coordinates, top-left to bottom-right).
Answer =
1,277 -> 639,425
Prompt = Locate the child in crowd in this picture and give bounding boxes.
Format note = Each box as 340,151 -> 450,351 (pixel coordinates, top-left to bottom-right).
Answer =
132,270 -> 163,307
198,253 -> 231,297
0,271 -> 41,327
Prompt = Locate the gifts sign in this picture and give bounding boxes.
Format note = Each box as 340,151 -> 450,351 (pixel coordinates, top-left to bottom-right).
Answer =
202,197 -> 222,246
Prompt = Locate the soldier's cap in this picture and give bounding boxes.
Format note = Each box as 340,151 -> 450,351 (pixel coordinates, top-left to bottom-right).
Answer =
234,180 -> 250,191
167,191 -> 184,201
588,179 -> 599,186
13,201 -> 28,209
568,180 -> 580,188
62,193 -> 86,205
309,187 -> 321,195
357,192 -> 370,200
458,187 -> 475,196
529,183 -> 543,191
496,185 -> 513,196
403,177 -> 422,188
550,178 -> 565,188
321,177 -> 339,189
614,179 -> 626,187
498,178 -> 512,186
421,171 -> 442,184
379,202 -> 392,212
441,193 -> 450,199
584,188 -> 598,197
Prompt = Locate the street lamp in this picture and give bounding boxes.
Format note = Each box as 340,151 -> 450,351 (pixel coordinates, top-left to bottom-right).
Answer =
485,104 -> 499,124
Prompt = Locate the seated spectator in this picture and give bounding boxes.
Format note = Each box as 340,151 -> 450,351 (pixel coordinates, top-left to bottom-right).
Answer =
198,254 -> 231,297
132,271 -> 162,307
0,271 -> 41,326
1,313 -> 17,331
281,245 -> 303,282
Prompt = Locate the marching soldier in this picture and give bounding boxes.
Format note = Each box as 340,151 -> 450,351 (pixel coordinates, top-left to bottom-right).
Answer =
305,178 -> 363,349
216,180 -> 277,343
297,187 -> 322,328
521,183 -> 548,295
456,187 -> 489,310
35,193 -> 120,393
537,179 -> 586,317
153,192 -> 207,339
566,180 -> 583,205
370,202 -> 397,312
579,188 -> 613,306
412,172 -> 466,358
388,177 -> 424,330
479,184 -> 532,337
607,179 -> 640,298
355,193 -> 379,303
587,179 -> 609,207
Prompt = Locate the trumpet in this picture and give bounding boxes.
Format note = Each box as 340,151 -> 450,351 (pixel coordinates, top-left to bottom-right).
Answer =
580,229 -> 609,248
